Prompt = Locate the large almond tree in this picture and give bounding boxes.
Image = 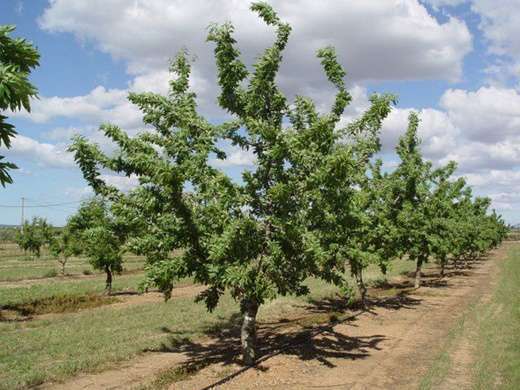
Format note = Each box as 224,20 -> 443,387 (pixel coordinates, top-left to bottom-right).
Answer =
70,2 -> 393,364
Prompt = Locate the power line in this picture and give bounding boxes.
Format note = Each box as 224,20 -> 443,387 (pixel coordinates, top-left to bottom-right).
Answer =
0,200 -> 82,208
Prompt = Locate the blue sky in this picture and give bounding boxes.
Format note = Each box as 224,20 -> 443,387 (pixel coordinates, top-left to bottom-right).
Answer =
1,0 -> 520,226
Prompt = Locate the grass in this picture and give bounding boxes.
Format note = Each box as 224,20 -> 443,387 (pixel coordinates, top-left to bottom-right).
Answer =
0,273 -> 146,307
0,243 -> 423,390
0,257 -> 419,389
419,243 -> 520,390
0,243 -> 145,281
472,245 -> 520,389
2,294 -> 119,317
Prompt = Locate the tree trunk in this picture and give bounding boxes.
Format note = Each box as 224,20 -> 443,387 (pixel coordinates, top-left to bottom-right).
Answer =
355,269 -> 367,307
414,257 -> 423,289
61,257 -> 67,275
440,261 -> 445,277
105,265 -> 112,295
241,298 -> 259,366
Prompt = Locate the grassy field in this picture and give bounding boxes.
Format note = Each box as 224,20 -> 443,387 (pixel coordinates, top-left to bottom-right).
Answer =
472,245 -> 520,389
0,240 -> 420,390
419,244 -> 520,390
0,243 -> 145,281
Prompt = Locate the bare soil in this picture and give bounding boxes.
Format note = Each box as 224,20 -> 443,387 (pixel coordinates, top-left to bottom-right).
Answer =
41,243 -> 511,390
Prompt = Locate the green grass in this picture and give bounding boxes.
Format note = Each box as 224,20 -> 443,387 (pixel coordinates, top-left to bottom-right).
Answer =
0,273 -> 146,307
419,244 -> 520,390
0,256 -> 419,389
0,243 -> 145,281
472,245 -> 520,389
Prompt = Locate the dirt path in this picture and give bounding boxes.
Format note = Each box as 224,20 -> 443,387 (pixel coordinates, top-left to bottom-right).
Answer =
41,243 -> 511,390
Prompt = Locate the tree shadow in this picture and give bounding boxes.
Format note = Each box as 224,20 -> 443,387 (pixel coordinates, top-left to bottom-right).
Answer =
141,258 -> 482,387
145,313 -> 386,388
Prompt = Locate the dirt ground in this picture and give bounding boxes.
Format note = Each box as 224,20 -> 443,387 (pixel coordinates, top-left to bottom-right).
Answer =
41,243 -> 511,390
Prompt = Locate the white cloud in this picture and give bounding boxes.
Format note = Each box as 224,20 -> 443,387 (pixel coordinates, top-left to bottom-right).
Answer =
211,147 -> 256,168
39,0 -> 472,100
43,126 -> 84,141
11,86 -> 142,130
440,86 -> 520,143
99,174 -> 140,192
3,135 -> 74,168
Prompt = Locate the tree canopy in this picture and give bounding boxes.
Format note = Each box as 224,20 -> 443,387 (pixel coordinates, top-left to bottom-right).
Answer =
69,1 -> 507,365
0,25 -> 39,186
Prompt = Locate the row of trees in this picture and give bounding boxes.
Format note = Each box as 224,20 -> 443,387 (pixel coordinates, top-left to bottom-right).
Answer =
15,200 -> 124,293
69,2 -> 507,365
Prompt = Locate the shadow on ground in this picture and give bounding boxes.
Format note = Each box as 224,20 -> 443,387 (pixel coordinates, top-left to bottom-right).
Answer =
140,257 -> 486,388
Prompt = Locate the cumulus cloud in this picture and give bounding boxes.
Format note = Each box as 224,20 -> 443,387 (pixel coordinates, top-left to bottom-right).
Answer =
3,135 -> 74,168
211,147 -> 256,168
99,174 -> 140,192
39,0 -> 472,104
13,0 -> 517,221
381,107 -> 459,158
440,86 -> 520,143
10,86 -> 142,130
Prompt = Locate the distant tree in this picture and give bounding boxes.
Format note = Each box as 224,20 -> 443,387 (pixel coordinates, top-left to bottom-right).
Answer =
0,25 -> 40,186
49,228 -> 82,275
16,217 -> 52,257
67,198 -> 124,294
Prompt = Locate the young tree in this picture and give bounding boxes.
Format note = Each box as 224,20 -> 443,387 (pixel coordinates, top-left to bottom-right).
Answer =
427,163 -> 466,277
16,217 -> 52,257
68,198 -> 124,294
70,2 -> 397,364
0,25 -> 40,186
307,97 -> 396,306
389,112 -> 435,288
49,228 -> 82,275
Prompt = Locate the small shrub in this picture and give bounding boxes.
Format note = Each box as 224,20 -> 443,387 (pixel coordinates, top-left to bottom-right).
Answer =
82,269 -> 93,275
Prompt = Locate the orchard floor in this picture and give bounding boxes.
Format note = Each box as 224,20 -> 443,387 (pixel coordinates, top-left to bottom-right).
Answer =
40,242 -> 518,390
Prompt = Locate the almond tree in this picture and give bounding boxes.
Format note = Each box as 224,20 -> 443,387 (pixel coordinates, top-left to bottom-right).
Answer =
308,97 -> 396,306
16,217 -> 52,258
67,198 -> 125,294
427,162 -> 467,276
389,112 -> 435,288
49,228 -> 82,275
70,2 -> 396,364
0,25 -> 39,186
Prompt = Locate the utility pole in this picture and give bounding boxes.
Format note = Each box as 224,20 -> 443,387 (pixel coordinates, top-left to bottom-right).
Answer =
20,197 -> 25,233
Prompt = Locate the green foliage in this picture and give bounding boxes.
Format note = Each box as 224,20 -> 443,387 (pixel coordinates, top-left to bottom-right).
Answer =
15,217 -> 53,258
68,1 -> 507,363
0,25 -> 40,186
49,228 -> 82,275
67,198 -> 125,291
385,112 -> 506,285
0,226 -> 18,242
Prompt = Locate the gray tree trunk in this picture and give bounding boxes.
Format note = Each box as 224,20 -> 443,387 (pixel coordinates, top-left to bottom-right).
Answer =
60,257 -> 67,275
105,265 -> 112,295
355,269 -> 367,307
414,257 -> 423,289
241,298 -> 259,366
